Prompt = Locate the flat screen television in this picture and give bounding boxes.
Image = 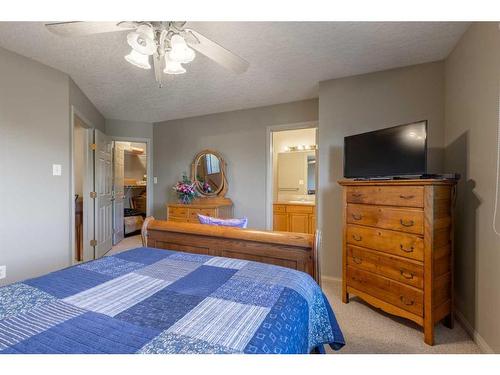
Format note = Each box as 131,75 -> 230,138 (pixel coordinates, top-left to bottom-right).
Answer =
343,120 -> 427,178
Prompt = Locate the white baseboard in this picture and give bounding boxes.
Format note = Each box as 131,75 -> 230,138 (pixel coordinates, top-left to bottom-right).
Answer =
454,308 -> 495,354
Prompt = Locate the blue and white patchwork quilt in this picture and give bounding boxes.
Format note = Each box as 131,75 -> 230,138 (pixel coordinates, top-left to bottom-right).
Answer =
0,247 -> 344,354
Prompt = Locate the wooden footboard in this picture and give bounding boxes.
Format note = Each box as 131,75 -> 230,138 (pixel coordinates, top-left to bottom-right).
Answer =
141,217 -> 319,282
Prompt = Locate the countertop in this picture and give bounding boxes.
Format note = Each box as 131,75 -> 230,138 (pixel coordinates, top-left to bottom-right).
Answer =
274,201 -> 315,206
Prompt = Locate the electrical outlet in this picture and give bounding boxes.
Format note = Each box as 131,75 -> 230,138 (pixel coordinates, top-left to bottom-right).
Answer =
0,265 -> 6,280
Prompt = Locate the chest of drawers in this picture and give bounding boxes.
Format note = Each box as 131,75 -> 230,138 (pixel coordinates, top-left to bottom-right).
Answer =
338,179 -> 457,345
167,197 -> 233,224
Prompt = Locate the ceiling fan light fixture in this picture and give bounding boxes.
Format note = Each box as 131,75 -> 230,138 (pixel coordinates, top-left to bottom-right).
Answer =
163,55 -> 186,75
127,25 -> 156,55
125,49 -> 151,70
169,34 -> 195,63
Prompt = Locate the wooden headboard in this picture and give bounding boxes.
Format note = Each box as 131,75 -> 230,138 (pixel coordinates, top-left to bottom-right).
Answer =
141,217 -> 319,282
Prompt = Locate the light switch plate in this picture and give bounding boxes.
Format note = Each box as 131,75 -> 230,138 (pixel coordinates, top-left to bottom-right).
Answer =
153,177 -> 158,184
52,164 -> 62,176
0,265 -> 6,280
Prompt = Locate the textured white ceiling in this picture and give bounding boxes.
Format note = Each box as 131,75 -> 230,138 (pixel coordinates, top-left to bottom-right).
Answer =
0,22 -> 469,123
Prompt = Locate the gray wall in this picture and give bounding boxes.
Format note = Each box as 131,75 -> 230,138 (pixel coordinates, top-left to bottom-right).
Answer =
444,22 -> 500,353
153,100 -> 318,226
0,47 -> 71,285
0,47 -> 104,286
69,78 -> 105,132
318,61 -> 445,279
105,119 -> 153,140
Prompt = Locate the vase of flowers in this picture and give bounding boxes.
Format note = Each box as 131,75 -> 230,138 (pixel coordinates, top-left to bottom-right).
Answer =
173,174 -> 198,204
201,181 -> 212,194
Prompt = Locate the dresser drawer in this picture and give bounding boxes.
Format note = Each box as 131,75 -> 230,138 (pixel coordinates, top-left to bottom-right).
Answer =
346,224 -> 424,261
189,208 -> 216,221
347,266 -> 423,316
168,216 -> 188,223
347,204 -> 424,234
346,186 -> 424,208
286,205 -> 314,214
347,245 -> 424,289
168,206 -> 188,218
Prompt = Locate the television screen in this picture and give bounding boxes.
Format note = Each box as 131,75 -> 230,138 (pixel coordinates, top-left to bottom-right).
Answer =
343,121 -> 427,178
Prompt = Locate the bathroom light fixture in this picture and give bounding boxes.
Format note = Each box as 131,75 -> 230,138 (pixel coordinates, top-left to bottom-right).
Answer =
285,144 -> 317,152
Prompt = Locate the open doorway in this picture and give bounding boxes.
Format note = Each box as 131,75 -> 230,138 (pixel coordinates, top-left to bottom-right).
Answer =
267,126 -> 317,233
71,111 -> 94,263
111,141 -> 148,249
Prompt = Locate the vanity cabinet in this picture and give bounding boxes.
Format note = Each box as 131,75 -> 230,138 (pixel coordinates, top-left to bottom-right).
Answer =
273,203 -> 316,234
168,150 -> 234,224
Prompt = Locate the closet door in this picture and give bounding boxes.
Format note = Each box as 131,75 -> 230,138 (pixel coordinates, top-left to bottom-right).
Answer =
94,129 -> 113,258
112,142 -> 126,245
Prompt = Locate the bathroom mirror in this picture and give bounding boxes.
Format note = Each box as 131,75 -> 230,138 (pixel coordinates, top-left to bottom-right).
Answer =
191,149 -> 228,197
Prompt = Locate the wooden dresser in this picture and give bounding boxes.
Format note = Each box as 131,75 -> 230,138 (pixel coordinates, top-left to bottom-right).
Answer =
273,202 -> 316,234
338,179 -> 457,345
167,197 -> 234,224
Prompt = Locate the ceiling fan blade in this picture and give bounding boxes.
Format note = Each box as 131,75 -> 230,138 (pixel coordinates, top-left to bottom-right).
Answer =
45,21 -> 136,37
184,29 -> 249,74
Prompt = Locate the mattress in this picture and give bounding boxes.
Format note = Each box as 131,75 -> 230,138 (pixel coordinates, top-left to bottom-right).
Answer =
0,247 -> 344,354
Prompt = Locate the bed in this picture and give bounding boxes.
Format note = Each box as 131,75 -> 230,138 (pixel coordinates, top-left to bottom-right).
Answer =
0,221 -> 344,354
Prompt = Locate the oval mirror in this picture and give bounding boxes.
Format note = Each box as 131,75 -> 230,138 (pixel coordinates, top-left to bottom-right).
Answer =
192,150 -> 227,196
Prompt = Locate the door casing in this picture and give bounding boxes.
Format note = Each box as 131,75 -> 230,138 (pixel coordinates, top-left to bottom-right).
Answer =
265,121 -> 318,230
70,106 -> 96,264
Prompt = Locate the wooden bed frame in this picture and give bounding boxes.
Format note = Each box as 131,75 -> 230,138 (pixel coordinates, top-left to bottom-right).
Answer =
141,217 -> 320,283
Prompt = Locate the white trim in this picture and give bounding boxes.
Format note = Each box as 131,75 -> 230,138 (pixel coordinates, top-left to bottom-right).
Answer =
107,136 -> 153,217
70,106 -> 95,265
321,275 -> 342,284
454,308 -> 495,354
265,121 -> 318,230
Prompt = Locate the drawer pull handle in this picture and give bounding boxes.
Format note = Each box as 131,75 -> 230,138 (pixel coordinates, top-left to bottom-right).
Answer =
352,234 -> 363,241
399,194 -> 415,200
400,296 -> 415,306
352,256 -> 363,264
400,270 -> 414,279
400,219 -> 415,227
352,192 -> 363,198
399,244 -> 414,253
352,213 -> 363,220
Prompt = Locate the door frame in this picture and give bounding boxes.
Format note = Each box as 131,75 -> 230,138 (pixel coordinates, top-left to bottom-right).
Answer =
69,106 -> 96,265
109,136 -> 153,217
265,121 -> 318,230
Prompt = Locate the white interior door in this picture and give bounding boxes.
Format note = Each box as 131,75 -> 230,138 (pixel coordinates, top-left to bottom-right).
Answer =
94,129 -> 113,258
112,142 -> 126,245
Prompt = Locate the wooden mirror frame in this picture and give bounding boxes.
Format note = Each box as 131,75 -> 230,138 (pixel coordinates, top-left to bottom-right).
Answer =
191,149 -> 228,197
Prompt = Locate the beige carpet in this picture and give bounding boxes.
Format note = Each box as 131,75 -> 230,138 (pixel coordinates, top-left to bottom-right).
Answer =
322,278 -> 481,354
107,235 -> 143,256
107,235 -> 480,354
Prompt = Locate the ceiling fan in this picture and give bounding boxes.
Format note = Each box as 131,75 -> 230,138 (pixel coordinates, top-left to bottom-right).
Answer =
45,21 -> 249,88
